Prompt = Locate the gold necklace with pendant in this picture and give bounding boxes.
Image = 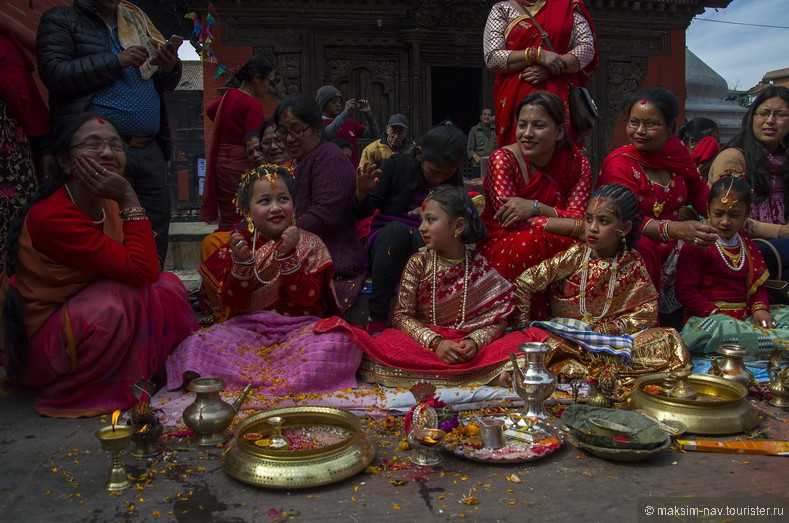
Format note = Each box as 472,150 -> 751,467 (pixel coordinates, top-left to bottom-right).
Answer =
648,177 -> 673,217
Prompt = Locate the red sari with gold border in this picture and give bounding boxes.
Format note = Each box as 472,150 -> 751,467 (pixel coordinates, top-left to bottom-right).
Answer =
319,248 -> 547,387
599,137 -> 710,301
492,0 -> 598,145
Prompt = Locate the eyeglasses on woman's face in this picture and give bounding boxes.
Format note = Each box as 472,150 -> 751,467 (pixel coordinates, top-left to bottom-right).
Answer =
71,139 -> 128,152
274,125 -> 311,139
754,109 -> 789,121
625,118 -> 666,131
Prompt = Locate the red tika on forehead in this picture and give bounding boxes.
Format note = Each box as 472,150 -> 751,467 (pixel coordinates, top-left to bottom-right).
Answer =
639,99 -> 648,106
421,198 -> 431,212
96,118 -> 106,124
265,170 -> 279,189
281,109 -> 290,119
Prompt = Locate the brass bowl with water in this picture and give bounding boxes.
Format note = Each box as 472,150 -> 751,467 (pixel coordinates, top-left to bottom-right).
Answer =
625,373 -> 759,435
222,406 -> 375,489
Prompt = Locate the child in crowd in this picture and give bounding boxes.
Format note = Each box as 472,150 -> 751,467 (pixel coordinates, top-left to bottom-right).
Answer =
678,173 -> 789,361
355,122 -> 467,335
325,185 -> 545,387
676,117 -> 720,179
166,165 -> 361,394
198,121 -> 291,324
515,183 -> 690,384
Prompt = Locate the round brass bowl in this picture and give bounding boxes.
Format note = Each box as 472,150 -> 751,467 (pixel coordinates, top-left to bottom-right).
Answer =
222,406 -> 375,489
625,373 -> 759,435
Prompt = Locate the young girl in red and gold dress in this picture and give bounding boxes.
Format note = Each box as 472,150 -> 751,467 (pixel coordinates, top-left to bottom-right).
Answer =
678,173 -> 789,361
325,185 -> 546,387
166,165 -> 362,395
514,183 -> 690,384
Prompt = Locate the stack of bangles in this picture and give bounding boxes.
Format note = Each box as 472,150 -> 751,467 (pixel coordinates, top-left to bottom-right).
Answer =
657,220 -> 673,242
570,217 -> 584,239
230,253 -> 254,281
427,335 -> 443,352
523,46 -> 542,66
274,250 -> 301,276
119,206 -> 148,221
751,302 -> 769,315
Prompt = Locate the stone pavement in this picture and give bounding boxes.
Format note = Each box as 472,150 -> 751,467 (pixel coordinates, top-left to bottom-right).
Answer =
1,380 -> 787,523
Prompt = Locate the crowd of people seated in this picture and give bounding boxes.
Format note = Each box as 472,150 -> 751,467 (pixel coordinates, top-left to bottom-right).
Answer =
1,0 -> 788,418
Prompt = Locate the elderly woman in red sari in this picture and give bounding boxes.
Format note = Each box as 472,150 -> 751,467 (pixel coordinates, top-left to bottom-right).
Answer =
0,113 -> 196,418
479,91 -> 591,318
484,0 -> 598,145
598,87 -> 717,316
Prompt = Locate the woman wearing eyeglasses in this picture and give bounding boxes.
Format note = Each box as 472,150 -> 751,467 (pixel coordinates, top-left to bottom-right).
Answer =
200,53 -> 276,230
0,113 -> 197,417
709,86 -> 789,280
272,94 -> 365,310
599,87 -> 716,318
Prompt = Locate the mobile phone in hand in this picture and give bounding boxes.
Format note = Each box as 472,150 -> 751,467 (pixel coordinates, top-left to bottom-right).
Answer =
167,35 -> 184,49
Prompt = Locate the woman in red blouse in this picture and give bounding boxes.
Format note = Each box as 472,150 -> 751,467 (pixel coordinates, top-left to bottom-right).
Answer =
0,113 -> 196,418
200,53 -> 275,229
599,87 -> 717,315
478,91 -> 591,318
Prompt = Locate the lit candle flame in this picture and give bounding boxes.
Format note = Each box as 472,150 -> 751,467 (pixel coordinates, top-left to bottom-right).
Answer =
111,410 -> 121,432
138,424 -> 148,434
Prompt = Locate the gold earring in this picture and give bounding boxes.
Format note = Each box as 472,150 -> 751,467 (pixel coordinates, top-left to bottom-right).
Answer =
454,230 -> 460,239
247,220 -> 255,233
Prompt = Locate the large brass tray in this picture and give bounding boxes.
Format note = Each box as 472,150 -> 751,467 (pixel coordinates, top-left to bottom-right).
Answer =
624,373 -> 759,435
222,406 -> 375,489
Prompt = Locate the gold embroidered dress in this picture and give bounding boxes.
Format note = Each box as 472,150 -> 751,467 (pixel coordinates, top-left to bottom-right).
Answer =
330,247 -> 548,387
515,243 -> 690,382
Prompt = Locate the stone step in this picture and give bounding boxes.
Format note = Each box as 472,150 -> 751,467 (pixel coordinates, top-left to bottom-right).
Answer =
165,221 -> 214,272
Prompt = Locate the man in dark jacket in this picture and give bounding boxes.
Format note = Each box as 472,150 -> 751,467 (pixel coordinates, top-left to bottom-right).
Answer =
37,0 -> 182,261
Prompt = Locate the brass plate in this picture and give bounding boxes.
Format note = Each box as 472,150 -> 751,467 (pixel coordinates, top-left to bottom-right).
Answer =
222,406 -> 375,489
625,373 -> 759,435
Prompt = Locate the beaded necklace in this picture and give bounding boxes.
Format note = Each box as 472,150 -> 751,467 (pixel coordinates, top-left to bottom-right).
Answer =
715,232 -> 745,271
431,247 -> 469,328
578,247 -> 619,324
64,183 -> 105,225
251,231 -> 280,285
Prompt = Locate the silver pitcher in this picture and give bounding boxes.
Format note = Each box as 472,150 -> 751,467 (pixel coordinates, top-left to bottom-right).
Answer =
509,342 -> 557,419
710,344 -> 755,388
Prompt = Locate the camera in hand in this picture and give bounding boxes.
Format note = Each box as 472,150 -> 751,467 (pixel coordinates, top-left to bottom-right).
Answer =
355,100 -> 364,109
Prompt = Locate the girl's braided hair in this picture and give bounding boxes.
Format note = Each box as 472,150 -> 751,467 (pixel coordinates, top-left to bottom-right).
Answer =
423,185 -> 486,244
588,183 -> 642,250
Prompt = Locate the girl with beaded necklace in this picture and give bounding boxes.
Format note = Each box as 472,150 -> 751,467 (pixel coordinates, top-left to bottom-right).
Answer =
514,184 -> 690,384
678,173 -> 789,361
324,185 -> 547,387
165,165 -> 364,395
